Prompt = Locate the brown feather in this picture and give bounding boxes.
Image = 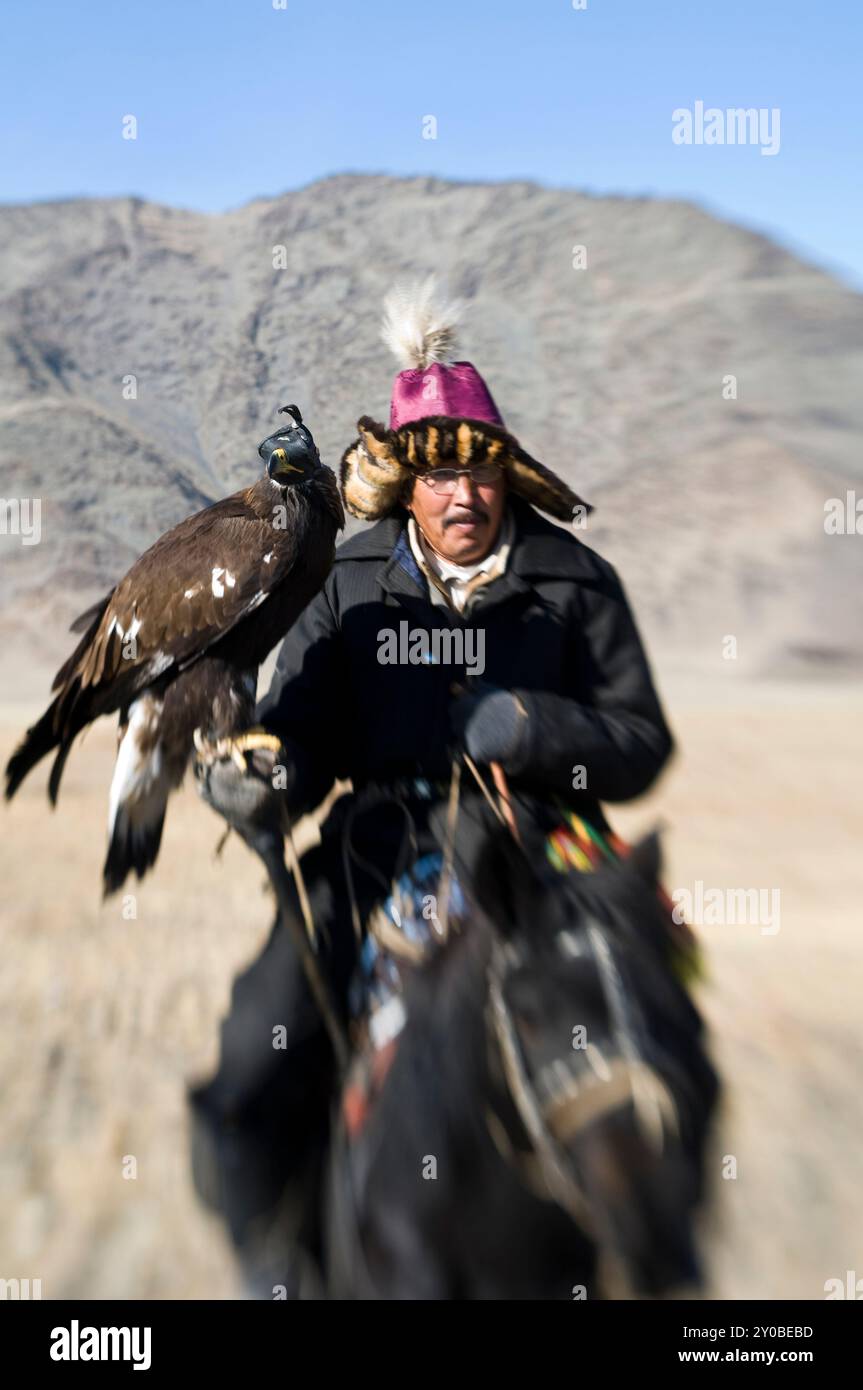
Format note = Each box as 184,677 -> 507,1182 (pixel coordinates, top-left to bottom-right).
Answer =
6,464 -> 343,827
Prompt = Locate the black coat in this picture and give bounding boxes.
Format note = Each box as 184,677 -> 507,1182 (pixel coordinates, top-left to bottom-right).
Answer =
191,500 -> 676,1268
257,497 -> 674,837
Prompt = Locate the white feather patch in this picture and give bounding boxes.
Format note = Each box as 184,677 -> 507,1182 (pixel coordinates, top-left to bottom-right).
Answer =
110,613 -> 142,644
381,274 -> 464,370
107,695 -> 168,837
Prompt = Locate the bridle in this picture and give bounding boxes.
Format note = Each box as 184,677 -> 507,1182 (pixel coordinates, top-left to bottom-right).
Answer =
335,755 -> 681,1262
482,840 -> 680,1237
412,751 -> 683,1235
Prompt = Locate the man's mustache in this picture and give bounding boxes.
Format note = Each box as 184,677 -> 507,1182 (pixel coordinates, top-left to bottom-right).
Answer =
443,506 -> 489,528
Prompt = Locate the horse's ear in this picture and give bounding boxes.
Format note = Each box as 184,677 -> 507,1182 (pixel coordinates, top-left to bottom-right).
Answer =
624,828 -> 663,887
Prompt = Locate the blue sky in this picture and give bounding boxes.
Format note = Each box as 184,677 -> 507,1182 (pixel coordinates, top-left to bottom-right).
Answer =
1,0 -> 860,285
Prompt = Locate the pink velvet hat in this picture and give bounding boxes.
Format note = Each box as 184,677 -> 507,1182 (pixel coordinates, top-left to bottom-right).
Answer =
340,278 -> 591,523
389,359 -> 504,431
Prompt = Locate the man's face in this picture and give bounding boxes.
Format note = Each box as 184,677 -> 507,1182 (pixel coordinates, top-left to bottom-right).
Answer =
407,466 -> 507,563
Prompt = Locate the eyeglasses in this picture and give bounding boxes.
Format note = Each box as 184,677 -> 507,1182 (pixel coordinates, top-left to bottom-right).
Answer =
420,463 -> 502,495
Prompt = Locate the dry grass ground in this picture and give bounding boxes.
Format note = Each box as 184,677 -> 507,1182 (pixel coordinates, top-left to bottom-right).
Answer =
1,674 -> 860,1299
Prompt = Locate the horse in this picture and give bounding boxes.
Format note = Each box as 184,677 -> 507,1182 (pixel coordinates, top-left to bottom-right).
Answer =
323,812 -> 720,1300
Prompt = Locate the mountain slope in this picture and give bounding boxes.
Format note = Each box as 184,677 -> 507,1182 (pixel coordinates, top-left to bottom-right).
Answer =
1,174 -> 861,684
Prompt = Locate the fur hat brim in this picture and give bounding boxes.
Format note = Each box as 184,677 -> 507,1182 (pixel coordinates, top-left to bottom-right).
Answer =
340,415 -> 592,523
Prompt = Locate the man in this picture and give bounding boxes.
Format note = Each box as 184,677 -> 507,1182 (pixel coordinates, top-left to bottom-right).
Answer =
189,283 -> 674,1294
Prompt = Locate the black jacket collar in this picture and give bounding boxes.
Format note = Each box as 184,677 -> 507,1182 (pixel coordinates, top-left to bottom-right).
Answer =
335,497 -> 601,584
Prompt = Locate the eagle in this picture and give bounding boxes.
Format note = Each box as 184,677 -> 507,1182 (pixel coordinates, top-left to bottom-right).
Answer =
5,406 -> 344,895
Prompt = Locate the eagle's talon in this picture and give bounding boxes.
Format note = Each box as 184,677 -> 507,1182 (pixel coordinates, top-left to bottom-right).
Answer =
192,728 -> 284,781
230,729 -> 284,756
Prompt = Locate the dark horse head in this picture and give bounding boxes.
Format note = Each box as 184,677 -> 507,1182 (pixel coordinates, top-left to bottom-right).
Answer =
465,822 -> 720,1298
326,811 -> 720,1299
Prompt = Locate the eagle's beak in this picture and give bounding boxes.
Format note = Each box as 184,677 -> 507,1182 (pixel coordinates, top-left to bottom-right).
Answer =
267,449 -> 304,480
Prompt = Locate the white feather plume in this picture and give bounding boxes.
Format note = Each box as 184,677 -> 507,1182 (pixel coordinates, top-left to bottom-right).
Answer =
381,275 -> 465,370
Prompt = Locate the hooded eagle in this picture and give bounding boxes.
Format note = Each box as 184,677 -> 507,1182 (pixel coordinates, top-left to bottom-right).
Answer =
5,406 -> 344,895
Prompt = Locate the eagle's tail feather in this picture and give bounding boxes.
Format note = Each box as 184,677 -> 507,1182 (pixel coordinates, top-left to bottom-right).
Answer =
4,699 -> 63,802
48,743 -> 72,806
103,695 -> 177,896
103,804 -> 167,897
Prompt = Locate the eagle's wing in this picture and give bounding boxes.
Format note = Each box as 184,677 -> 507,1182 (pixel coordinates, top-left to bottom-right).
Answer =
54,493 -> 301,721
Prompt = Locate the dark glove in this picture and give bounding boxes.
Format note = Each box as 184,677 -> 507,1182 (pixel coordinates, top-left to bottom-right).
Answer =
449,683 -> 531,772
193,729 -> 298,832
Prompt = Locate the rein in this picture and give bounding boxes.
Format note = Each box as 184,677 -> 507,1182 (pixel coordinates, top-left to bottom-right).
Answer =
337,757 -> 679,1236
333,756 -> 683,1290
341,791 -> 418,948
475,762 -> 680,1230
486,942 -> 598,1232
